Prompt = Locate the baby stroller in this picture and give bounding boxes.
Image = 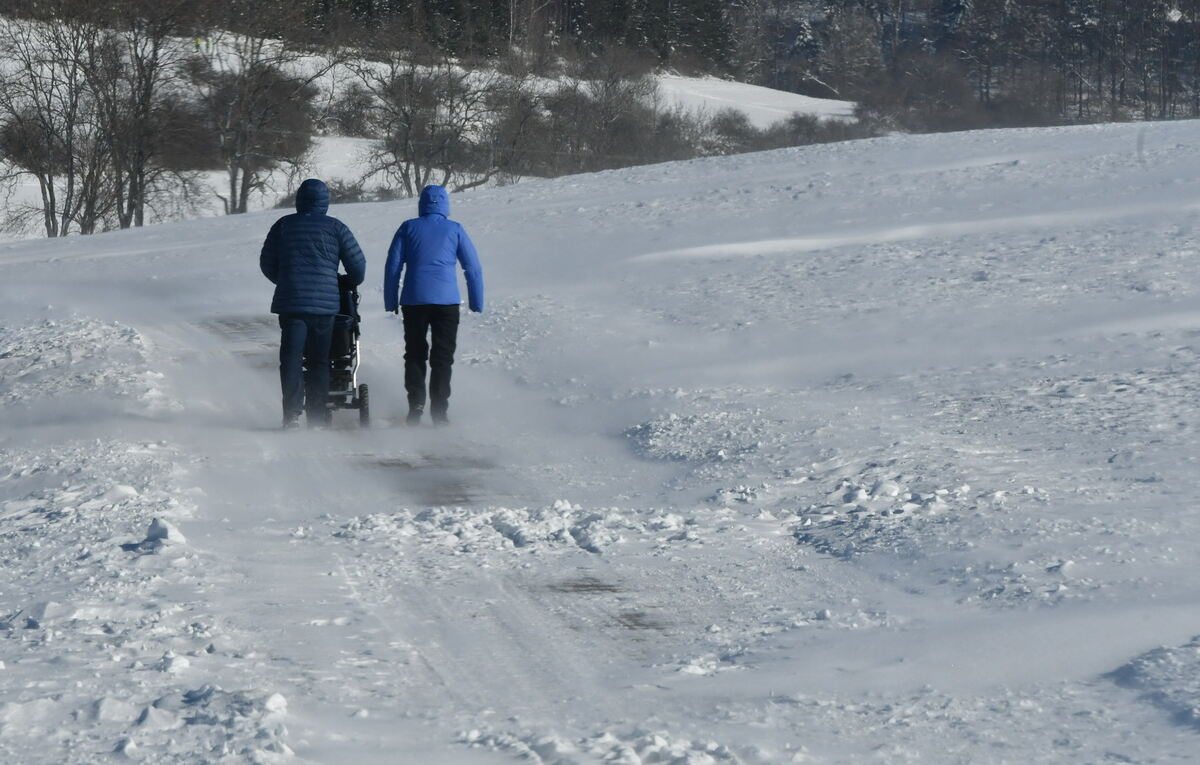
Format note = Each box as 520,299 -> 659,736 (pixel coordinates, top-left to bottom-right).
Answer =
327,273 -> 369,426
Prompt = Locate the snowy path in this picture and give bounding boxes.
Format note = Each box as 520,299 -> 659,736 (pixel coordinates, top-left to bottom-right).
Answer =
6,121 -> 1200,762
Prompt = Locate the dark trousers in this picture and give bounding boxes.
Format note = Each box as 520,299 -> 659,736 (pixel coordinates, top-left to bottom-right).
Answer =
401,304 -> 460,414
278,313 -> 334,425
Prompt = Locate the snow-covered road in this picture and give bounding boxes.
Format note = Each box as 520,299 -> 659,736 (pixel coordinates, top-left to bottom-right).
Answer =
4,121 -> 1200,762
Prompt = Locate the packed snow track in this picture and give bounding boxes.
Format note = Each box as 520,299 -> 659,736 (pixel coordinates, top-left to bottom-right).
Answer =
4,121 -> 1200,762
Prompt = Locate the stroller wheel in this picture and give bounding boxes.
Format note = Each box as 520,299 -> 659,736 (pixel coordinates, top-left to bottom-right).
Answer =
358,384 -> 369,427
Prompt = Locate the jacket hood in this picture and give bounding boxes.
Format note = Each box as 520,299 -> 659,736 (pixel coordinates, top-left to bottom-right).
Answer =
418,185 -> 449,217
296,178 -> 329,214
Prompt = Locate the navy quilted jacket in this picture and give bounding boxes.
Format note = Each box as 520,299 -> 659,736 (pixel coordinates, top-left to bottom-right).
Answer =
260,179 -> 366,315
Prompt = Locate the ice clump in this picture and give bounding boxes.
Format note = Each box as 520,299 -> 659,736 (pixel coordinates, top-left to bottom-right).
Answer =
1109,635 -> 1200,729
124,517 -> 187,552
338,502 -> 645,555
0,319 -> 178,413
461,727 -> 742,763
146,518 -> 186,545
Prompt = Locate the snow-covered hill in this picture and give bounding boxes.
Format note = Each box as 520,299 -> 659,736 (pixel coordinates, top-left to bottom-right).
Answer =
656,74 -> 854,127
3,120 -> 1200,763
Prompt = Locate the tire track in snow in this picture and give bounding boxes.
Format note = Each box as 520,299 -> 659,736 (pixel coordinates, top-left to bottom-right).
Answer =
331,551 -> 477,715
335,554 -> 638,735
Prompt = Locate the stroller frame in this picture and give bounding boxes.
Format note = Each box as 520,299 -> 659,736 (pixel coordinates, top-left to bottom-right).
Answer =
327,273 -> 369,426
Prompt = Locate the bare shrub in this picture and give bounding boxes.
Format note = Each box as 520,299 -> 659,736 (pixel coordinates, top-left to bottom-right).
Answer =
83,0 -> 201,228
325,81 -> 376,138
275,178 -> 366,208
183,1 -> 336,215
0,12 -> 113,236
856,51 -> 986,133
352,53 -> 507,195
184,53 -> 321,214
705,108 -> 760,155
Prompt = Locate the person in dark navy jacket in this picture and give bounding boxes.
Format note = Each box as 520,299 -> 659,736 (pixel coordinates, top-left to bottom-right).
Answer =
383,185 -> 484,426
261,178 -> 366,428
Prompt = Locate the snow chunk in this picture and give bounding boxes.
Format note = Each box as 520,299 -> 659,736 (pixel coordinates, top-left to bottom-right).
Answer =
1109,635 -> 1200,729
136,705 -> 182,731
0,318 -> 179,413
462,726 -> 740,763
90,697 -> 140,723
263,693 -> 288,715
338,502 -> 647,555
129,685 -> 294,757
114,737 -> 138,756
124,518 -> 187,553
0,698 -> 60,727
155,651 -> 191,674
871,480 -> 902,498
103,484 -> 140,503
26,600 -> 70,626
146,518 -> 186,545
626,407 -> 781,464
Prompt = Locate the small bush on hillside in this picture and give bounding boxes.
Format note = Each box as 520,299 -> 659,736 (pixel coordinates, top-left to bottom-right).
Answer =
491,73 -> 708,179
701,108 -> 874,157
706,108 -> 759,154
326,82 -> 377,138
761,113 -> 870,147
275,179 -> 367,209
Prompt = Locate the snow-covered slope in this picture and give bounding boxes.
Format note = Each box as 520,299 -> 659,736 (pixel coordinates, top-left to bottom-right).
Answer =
4,120 -> 1200,763
657,73 -> 854,127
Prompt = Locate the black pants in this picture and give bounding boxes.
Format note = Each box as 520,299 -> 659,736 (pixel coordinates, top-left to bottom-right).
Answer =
278,313 -> 334,425
402,304 -> 460,414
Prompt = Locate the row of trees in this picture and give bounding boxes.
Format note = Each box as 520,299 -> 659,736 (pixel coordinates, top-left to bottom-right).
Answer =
941,0 -> 1200,124
797,1 -> 1200,130
296,1 -> 734,71
0,0 -> 861,238
6,0 -> 1200,237
294,1 -> 1200,128
0,0 -> 331,236
309,48 -> 858,202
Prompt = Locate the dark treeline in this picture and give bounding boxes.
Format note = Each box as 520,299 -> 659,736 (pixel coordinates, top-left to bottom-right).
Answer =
289,1 -> 1200,128
298,0 -> 734,70
803,1 -> 1200,131
6,0 -> 1200,124
2,0 -> 1199,237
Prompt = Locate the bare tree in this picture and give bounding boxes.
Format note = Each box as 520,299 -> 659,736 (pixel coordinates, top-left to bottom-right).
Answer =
82,0 -> 200,228
185,3 -> 334,214
818,5 -> 886,100
0,11 -> 113,237
352,53 -> 509,196
494,50 -> 706,178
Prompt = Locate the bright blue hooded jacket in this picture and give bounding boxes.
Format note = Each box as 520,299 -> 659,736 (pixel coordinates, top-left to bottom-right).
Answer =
260,179 -> 366,315
383,185 -> 484,312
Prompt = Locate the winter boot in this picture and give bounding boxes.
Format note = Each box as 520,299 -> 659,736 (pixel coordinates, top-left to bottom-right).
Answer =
406,405 -> 424,426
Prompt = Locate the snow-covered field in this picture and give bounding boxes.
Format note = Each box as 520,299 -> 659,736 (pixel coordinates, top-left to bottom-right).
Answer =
4,120 -> 1200,763
656,74 -> 854,127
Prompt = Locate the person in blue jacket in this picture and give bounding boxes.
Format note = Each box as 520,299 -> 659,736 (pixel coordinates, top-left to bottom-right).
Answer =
260,178 -> 366,428
384,185 -> 484,426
